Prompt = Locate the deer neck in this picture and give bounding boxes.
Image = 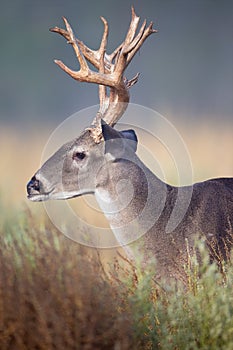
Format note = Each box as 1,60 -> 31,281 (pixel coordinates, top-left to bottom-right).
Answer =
95,156 -> 169,248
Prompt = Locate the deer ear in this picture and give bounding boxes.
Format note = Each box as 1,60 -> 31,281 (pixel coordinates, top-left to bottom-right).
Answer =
101,120 -> 138,157
120,129 -> 138,152
101,120 -> 121,140
101,120 -> 124,157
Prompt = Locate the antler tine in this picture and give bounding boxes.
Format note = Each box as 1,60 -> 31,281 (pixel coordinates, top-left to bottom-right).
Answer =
126,22 -> 158,68
124,72 -> 140,88
113,7 -> 140,79
63,17 -> 89,72
77,18 -> 112,72
124,7 -> 141,46
98,17 -> 109,116
99,16 -> 109,54
52,17 -> 90,82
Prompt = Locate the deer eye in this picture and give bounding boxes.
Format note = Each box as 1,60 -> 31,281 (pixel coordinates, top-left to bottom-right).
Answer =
74,152 -> 86,161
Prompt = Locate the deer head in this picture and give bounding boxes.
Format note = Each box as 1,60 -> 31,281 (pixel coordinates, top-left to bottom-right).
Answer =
27,8 -> 156,203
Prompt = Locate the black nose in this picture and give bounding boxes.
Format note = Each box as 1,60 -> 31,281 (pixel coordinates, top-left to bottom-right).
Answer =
27,176 -> 40,195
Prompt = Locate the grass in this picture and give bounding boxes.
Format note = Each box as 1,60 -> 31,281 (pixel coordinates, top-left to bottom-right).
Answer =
0,201 -> 233,349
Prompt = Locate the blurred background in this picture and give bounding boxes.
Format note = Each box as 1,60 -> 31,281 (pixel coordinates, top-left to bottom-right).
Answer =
0,0 -> 232,209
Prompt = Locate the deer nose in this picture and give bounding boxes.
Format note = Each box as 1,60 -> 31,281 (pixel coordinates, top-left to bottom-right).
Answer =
27,175 -> 40,195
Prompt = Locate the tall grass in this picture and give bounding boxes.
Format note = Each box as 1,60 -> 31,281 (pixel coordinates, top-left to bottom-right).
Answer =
0,201 -> 233,349
0,205 -> 133,349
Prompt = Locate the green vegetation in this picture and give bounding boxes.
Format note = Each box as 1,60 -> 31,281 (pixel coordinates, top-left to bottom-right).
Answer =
0,203 -> 233,349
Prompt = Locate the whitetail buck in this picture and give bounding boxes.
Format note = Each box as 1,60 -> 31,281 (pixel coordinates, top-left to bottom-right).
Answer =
27,8 -> 233,284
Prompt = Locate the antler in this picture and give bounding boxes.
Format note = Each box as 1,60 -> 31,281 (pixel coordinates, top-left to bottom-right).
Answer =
50,7 -> 157,141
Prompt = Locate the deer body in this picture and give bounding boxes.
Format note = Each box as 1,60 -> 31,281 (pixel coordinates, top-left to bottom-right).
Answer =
96,148 -> 233,282
27,9 -> 233,284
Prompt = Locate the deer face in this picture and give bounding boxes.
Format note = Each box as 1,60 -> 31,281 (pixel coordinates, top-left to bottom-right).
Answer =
27,129 -> 102,201
27,123 -> 138,202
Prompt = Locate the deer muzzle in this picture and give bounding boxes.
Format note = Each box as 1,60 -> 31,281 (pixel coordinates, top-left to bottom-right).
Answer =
27,175 -> 52,201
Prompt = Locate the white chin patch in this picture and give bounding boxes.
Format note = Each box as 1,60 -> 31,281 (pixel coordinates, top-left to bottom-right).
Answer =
28,190 -> 93,202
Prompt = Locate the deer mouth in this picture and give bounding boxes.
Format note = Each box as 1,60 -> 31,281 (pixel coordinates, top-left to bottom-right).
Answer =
27,189 -> 55,202
27,187 -> 94,202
